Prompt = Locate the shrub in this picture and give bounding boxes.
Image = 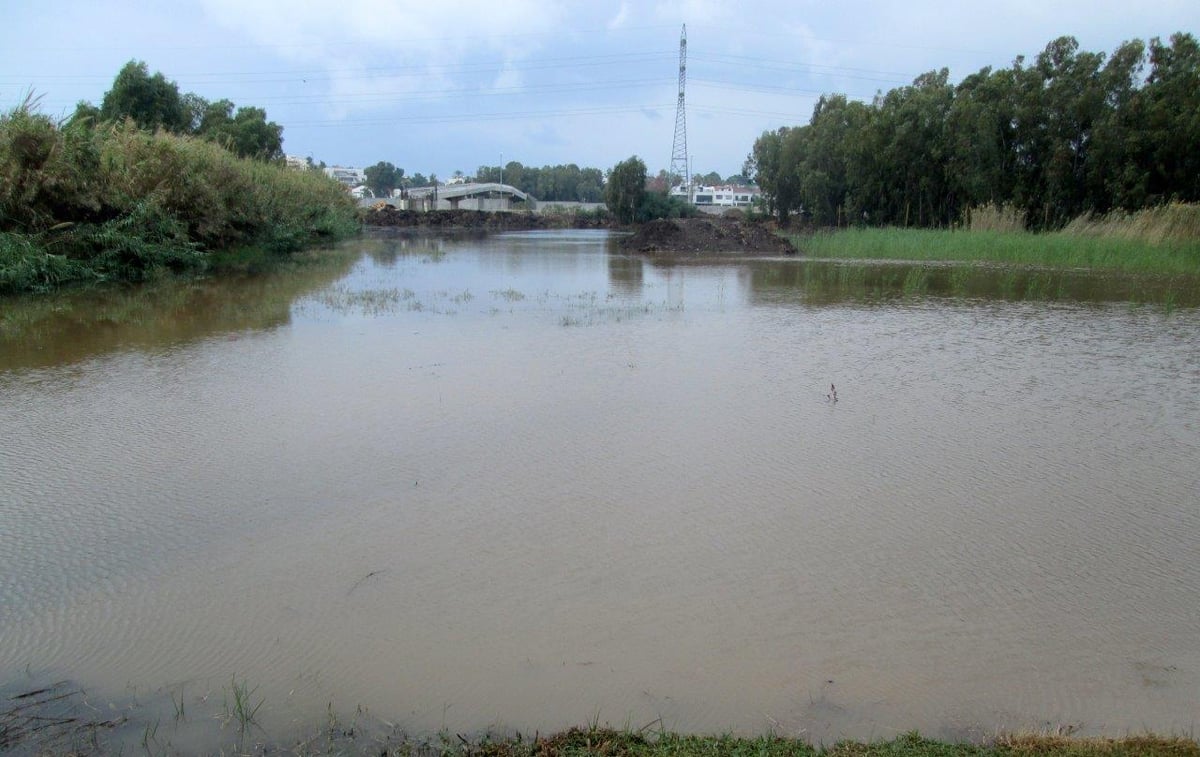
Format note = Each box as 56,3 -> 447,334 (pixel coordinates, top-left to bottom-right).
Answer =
0,102 -> 359,293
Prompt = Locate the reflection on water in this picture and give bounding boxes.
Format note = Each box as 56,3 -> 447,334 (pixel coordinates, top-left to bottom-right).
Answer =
0,250 -> 356,371
742,258 -> 1200,307
1,229 -> 1198,752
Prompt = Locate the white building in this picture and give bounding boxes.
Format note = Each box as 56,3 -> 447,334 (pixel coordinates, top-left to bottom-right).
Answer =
672,184 -> 761,207
324,166 -> 367,187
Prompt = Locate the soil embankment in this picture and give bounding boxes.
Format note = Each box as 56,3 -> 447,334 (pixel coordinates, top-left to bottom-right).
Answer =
619,217 -> 796,255
361,206 -> 608,230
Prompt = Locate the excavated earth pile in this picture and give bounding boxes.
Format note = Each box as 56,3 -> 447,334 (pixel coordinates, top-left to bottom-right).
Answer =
362,206 -> 609,230
619,217 -> 796,254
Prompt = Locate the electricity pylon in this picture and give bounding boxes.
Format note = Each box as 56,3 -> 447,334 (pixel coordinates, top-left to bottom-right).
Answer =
668,24 -> 689,200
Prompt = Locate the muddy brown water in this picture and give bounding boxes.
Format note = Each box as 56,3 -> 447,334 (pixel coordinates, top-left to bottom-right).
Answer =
1,229 -> 1197,751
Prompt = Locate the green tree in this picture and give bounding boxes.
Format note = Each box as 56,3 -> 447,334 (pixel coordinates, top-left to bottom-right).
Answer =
100,60 -> 189,132
69,100 -> 101,127
193,100 -> 283,161
946,65 -> 1020,214
635,190 -> 697,223
747,127 -> 802,223
364,161 -> 404,196
475,165 -> 501,184
797,93 -> 874,226
1142,33 -> 1200,203
576,168 -> 604,202
741,31 -> 1200,230
1087,39 -> 1149,211
605,156 -> 647,224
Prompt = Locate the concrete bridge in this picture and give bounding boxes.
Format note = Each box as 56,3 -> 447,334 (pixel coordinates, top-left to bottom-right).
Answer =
405,182 -> 534,210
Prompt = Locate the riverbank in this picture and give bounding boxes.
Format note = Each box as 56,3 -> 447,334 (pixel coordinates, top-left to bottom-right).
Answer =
0,105 -> 360,295
786,203 -> 1200,276
361,205 -> 611,230
391,727 -> 1193,757
6,687 -> 1198,757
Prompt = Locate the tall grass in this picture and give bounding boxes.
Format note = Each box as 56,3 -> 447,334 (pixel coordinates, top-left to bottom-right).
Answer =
1062,202 -> 1200,246
966,202 -> 1027,233
792,204 -> 1200,276
0,103 -> 359,294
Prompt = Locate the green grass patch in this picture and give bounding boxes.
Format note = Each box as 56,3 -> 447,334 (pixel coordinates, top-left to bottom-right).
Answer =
3,681 -> 1197,757
790,205 -> 1200,276
386,727 -> 1196,757
793,227 -> 1200,276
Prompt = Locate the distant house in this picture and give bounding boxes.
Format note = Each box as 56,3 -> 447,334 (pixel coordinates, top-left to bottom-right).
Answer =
284,154 -> 309,171
349,185 -> 373,199
671,184 -> 761,207
324,166 -> 367,186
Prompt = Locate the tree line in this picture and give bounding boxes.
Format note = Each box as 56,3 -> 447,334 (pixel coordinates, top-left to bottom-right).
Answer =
361,162 -> 443,196
747,33 -> 1200,229
475,162 -> 605,203
70,60 -> 285,162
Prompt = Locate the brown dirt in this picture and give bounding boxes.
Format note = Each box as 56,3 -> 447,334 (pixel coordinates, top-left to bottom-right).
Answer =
362,207 -> 609,230
619,217 -> 796,255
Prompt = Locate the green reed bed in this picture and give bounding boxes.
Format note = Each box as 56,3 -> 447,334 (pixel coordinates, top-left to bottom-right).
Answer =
789,204 -> 1200,277
0,102 -> 360,294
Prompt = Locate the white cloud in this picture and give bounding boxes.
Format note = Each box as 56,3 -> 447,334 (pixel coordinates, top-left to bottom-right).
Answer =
651,0 -> 730,26
607,2 -> 631,30
197,0 -> 567,119
200,0 -> 565,59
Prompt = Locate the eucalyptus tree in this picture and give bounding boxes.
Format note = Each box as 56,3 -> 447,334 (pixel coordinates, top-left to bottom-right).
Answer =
364,162 -> 404,196
604,156 -> 647,224
99,60 -> 189,132
1142,33 -> 1200,204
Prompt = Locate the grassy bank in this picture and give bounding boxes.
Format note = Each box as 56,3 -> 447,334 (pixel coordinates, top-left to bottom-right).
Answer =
789,203 -> 1200,276
0,102 -> 360,294
438,727 -> 1197,757
5,679 -> 1197,756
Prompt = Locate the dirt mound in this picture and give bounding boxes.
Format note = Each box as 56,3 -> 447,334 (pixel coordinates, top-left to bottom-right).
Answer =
620,217 -> 795,255
362,207 -> 609,230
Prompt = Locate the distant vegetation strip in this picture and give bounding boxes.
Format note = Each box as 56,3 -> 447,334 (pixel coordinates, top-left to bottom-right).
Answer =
789,203 -> 1200,276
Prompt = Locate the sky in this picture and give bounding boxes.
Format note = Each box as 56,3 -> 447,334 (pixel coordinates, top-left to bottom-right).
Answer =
3,1 -> 1198,180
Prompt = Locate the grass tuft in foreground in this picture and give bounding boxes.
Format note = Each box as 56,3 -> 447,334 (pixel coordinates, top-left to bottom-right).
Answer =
391,727 -> 1197,757
4,683 -> 1198,757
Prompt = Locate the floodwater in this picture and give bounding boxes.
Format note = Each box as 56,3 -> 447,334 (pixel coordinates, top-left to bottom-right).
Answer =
1,230 -> 1197,751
